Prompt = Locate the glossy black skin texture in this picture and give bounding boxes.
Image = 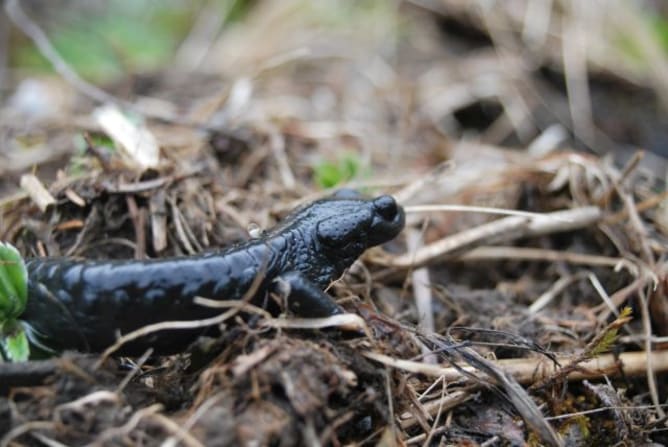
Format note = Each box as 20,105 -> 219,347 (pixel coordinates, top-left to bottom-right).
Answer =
21,191 -> 405,354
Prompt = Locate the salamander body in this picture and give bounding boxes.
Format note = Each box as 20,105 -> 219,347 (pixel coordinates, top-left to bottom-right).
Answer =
21,191 -> 405,353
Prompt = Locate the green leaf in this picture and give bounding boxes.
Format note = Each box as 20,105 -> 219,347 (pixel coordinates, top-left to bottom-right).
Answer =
11,1 -> 194,83
313,152 -> 368,188
1,321 -> 30,362
0,242 -> 28,322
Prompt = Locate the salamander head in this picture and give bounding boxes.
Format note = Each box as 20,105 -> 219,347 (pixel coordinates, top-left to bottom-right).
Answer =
312,192 -> 405,249
275,190 -> 404,274
266,190 -> 404,286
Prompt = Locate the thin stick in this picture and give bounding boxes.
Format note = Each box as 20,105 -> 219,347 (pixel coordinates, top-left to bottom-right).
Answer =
92,404 -> 163,445
20,174 -> 55,212
363,349 -> 668,385
261,313 -> 370,334
530,272 -> 589,314
148,413 -> 204,447
399,389 -> 472,431
562,0 -> 595,148
596,150 -> 644,207
605,190 -> 668,225
406,229 -> 435,337
54,390 -> 118,417
1,421 -> 56,447
388,215 -> 528,269
404,204 -> 572,221
639,288 -> 666,419
96,300 -> 260,365
459,246 -> 623,268
422,378 -> 447,446
115,348 -> 153,394
162,393 -> 225,447
386,206 -> 601,269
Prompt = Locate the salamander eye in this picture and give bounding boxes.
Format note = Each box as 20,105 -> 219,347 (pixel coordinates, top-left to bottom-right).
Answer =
373,195 -> 399,221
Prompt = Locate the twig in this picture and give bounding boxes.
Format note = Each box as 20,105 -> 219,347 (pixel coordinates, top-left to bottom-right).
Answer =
149,190 -> 168,253
459,246 -> 624,268
531,270 -> 626,316
385,206 -> 601,268
587,272 -> 620,317
639,287 -> 666,419
20,174 -> 56,212
529,309 -> 632,391
53,390 -> 119,426
392,161 -> 455,204
1,421 -> 56,447
388,215 -> 527,268
148,413 -> 204,447
173,0 -> 233,71
399,389 -> 472,431
448,334 -> 562,446
545,403 -> 668,421
115,348 -> 153,394
0,358 -> 57,388
260,313 -> 369,334
422,378 -> 447,446
530,272 -> 590,314
596,150 -> 644,207
30,432 -> 69,447
605,190 -> 668,225
265,123 -> 296,190
170,196 -> 199,255
91,403 -> 163,445
0,355 -> 97,389
562,0 -> 595,148
96,300 -> 261,365
404,204 -> 570,220
406,229 -> 436,361
384,368 -> 397,442
363,349 -> 668,385
162,393 -> 225,447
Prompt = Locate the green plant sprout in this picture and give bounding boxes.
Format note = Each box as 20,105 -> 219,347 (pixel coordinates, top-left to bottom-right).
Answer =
0,242 -> 30,362
313,152 -> 369,189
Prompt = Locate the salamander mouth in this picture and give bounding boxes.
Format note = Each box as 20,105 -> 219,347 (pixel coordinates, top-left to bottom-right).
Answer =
368,195 -> 405,245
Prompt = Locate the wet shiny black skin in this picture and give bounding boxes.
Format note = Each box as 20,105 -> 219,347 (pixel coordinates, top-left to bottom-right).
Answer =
21,192 -> 405,354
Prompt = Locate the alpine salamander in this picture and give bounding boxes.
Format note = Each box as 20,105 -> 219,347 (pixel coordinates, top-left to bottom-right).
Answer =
21,190 -> 405,354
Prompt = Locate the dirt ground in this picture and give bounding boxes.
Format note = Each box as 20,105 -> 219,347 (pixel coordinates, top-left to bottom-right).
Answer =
1,1 -> 668,446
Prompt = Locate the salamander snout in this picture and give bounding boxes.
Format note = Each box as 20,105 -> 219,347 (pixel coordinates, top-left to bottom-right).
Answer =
369,195 -> 405,245
373,195 -> 399,221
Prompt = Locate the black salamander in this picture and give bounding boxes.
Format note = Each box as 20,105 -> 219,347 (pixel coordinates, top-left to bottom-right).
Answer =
21,191 -> 405,354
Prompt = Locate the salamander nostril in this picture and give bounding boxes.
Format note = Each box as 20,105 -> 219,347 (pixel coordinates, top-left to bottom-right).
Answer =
373,195 -> 398,220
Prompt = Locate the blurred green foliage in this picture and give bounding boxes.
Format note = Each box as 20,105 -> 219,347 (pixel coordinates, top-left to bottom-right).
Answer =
615,11 -> 668,64
313,152 -> 368,189
11,0 -> 250,83
0,242 -> 29,362
651,14 -> 668,52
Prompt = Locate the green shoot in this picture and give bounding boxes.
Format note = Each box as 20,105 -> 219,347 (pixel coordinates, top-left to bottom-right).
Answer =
313,152 -> 368,188
0,242 -> 30,362
0,321 -> 29,362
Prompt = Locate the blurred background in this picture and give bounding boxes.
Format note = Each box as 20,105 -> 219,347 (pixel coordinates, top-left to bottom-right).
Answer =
1,0 -> 668,187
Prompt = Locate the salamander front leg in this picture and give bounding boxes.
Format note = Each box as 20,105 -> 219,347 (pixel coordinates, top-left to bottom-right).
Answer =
272,271 -> 343,317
